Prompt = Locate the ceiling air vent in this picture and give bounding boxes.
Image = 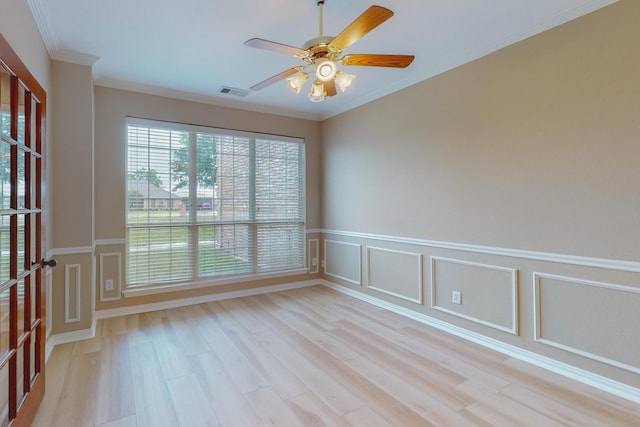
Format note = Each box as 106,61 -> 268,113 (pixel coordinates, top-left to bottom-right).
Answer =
218,86 -> 250,97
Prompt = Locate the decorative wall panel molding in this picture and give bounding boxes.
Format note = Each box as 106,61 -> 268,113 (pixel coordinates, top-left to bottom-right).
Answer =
308,239 -> 319,274
431,257 -> 519,334
50,246 -> 93,256
366,246 -> 422,303
95,238 -> 126,246
46,268 -> 53,338
99,252 -> 122,302
64,264 -> 81,323
534,272 -> 640,374
324,240 -> 361,285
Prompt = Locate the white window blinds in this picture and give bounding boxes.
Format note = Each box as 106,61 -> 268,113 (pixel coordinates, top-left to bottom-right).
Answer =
126,118 -> 305,287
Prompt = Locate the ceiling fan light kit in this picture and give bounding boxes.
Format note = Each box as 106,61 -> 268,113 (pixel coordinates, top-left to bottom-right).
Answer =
287,70 -> 309,93
308,80 -> 327,102
334,70 -> 355,92
245,0 -> 415,103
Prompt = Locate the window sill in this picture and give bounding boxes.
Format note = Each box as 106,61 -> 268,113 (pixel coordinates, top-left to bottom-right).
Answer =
122,268 -> 309,298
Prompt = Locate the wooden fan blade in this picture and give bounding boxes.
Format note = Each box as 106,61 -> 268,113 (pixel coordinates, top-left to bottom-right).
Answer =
329,6 -> 394,53
342,54 -> 415,68
244,38 -> 307,57
324,79 -> 337,97
250,67 -> 299,91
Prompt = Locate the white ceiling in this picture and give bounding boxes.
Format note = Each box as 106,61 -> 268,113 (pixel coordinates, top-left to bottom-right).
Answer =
28,0 -> 616,121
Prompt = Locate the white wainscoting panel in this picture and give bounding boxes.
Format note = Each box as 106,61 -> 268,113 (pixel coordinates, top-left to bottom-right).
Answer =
308,239 -> 319,274
99,252 -> 122,302
64,264 -> 81,323
534,272 -> 640,374
324,240 -> 361,285
46,268 -> 53,338
366,246 -> 422,304
431,257 -> 518,334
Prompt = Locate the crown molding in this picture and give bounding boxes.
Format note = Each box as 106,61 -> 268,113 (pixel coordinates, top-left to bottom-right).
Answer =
51,49 -> 100,67
27,0 -> 58,56
28,0 -> 100,67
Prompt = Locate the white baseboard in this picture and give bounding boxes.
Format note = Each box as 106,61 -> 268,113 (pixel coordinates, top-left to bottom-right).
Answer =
45,279 -> 318,359
45,318 -> 97,362
97,279 -> 318,319
321,279 -> 640,405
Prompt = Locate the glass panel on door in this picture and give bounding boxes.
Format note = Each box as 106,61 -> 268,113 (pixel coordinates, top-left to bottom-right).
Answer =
0,68 -> 9,137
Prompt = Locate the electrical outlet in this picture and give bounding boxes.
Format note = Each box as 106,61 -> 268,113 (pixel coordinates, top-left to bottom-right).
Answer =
105,279 -> 114,292
452,291 -> 462,305
312,257 -> 318,266
321,260 -> 325,268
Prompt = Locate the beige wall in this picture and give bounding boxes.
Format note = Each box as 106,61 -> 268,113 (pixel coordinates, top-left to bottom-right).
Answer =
320,0 -> 640,390
51,60 -> 94,249
322,0 -> 639,261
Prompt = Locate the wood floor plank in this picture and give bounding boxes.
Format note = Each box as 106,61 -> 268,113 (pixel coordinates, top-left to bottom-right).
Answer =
216,298 -> 270,333
280,289 -> 344,326
125,313 -> 153,346
270,306 -> 360,361
387,409 -> 437,427
31,343 -> 74,427
95,415 -> 137,427
501,382 -> 633,427
252,327 -> 365,417
49,350 -> 101,427
151,316 -> 193,380
129,341 -> 179,427
286,392 -> 349,427
166,373 -> 220,427
330,320 -> 470,411
501,357 -> 640,421
203,302 -> 309,400
72,330 -> 103,356
344,406 -> 395,427
101,316 -> 128,336
164,305 -> 213,355
264,290 -> 340,331
245,387 -> 301,427
346,355 -> 479,427
455,380 -> 566,427
93,334 -> 135,425
187,303 -> 270,394
190,351 -> 263,427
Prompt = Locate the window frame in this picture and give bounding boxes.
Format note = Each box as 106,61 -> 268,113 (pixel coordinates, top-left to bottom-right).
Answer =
124,117 -> 307,295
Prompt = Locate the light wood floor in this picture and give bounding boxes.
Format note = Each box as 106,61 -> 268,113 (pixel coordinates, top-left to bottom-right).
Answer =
32,285 -> 640,426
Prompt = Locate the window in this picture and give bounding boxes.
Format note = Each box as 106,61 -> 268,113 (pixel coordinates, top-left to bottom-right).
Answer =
126,118 -> 305,287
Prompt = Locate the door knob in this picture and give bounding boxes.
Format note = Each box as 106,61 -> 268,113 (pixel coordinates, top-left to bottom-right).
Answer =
42,259 -> 57,268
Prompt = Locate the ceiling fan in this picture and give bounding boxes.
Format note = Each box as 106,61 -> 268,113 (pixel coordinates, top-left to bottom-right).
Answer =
244,0 -> 415,102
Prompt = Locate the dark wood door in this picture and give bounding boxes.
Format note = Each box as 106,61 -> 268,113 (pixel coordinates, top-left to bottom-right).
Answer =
0,34 -> 47,427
